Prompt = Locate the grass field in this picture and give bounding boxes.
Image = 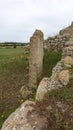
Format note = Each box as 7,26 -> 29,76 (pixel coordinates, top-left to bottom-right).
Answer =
0,48 -> 24,61
0,47 -> 29,128
0,48 -> 62,129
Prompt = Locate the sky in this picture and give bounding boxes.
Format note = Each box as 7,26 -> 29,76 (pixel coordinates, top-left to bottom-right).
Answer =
0,0 -> 73,42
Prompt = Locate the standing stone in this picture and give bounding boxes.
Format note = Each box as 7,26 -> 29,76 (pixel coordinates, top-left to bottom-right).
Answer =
29,29 -> 44,88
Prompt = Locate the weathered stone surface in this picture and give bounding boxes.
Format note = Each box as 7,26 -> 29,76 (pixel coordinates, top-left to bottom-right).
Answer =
52,61 -> 63,75
36,59 -> 70,101
62,46 -> 73,57
58,70 -> 69,85
36,77 -> 49,101
1,100 -> 50,130
44,22 -> 73,52
35,69 -> 64,102
36,61 -> 62,101
65,38 -> 73,47
60,21 -> 73,36
23,23 -> 73,53
44,34 -> 70,52
62,56 -> 73,68
29,29 -> 44,88
1,100 -> 35,130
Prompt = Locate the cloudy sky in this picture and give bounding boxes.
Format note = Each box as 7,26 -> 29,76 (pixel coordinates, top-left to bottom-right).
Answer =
0,0 -> 73,42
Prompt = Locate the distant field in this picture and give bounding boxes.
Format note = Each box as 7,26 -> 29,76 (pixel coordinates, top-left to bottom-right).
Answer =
0,48 -> 62,129
0,48 -> 24,62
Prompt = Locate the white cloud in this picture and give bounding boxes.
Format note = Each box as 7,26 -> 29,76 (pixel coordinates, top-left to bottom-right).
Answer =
0,0 -> 73,42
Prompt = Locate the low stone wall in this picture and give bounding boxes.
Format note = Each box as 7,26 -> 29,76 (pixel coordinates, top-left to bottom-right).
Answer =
44,34 -> 70,52
24,34 -> 70,53
36,37 -> 73,101
24,22 -> 73,53
44,22 -> 73,52
60,21 -> 73,36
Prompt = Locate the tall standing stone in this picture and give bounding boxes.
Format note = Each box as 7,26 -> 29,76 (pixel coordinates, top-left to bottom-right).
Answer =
29,29 -> 44,88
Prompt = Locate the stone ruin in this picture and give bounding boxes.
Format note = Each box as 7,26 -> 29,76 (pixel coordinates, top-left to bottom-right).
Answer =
44,22 -> 73,52
36,37 -> 73,101
44,34 -> 70,52
24,22 -> 73,53
1,25 -> 73,130
29,29 -> 44,88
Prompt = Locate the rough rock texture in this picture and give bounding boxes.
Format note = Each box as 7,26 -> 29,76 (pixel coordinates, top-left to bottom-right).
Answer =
44,22 -> 73,52
44,34 -> 70,52
24,22 -> 73,53
58,70 -> 69,86
62,56 -> 73,68
1,100 -> 50,130
1,100 -> 35,130
36,54 -> 71,101
36,56 -> 70,101
60,21 -> 73,36
36,58 -> 65,101
35,64 -> 63,101
29,29 -> 44,88
62,46 -> 73,57
36,77 -> 50,101
64,37 -> 73,46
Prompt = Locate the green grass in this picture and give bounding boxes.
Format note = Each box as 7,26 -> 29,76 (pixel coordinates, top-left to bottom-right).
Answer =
43,49 -> 61,77
45,86 -> 73,108
0,48 -> 24,62
0,48 -> 29,128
